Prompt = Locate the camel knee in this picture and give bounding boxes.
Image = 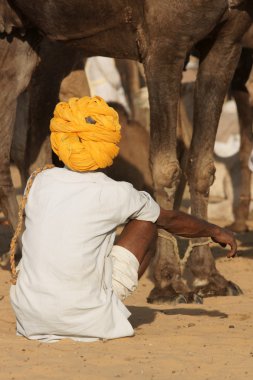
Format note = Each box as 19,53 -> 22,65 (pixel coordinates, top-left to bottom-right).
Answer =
152,154 -> 181,207
188,159 -> 216,196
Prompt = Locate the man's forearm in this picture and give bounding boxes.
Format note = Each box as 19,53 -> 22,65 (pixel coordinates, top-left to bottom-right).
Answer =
156,208 -> 220,238
156,208 -> 237,257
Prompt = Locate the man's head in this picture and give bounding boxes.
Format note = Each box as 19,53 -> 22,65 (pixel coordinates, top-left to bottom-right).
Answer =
50,96 -> 121,172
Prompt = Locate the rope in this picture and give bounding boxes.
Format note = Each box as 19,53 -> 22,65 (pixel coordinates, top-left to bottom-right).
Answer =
10,164 -> 54,285
158,230 -> 179,256
181,238 -> 213,268
158,231 -> 213,269
158,230 -> 181,267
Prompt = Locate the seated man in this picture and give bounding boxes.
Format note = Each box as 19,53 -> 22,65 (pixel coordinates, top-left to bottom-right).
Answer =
10,96 -> 236,343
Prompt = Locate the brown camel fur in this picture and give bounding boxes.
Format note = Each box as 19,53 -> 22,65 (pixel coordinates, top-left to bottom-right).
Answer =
227,48 -> 253,232
177,49 -> 253,234
0,0 -> 253,303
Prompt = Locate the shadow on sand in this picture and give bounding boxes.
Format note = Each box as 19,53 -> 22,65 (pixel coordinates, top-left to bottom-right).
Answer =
128,305 -> 228,329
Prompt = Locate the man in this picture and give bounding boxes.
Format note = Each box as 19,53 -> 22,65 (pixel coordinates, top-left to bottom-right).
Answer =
10,96 -> 236,343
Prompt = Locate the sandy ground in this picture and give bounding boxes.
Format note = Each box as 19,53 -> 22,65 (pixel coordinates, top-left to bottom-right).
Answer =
1,223 -> 253,375
1,169 -> 253,380
1,233 -> 253,380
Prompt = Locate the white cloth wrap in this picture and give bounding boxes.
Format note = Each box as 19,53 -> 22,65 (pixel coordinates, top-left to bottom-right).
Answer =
110,245 -> 139,301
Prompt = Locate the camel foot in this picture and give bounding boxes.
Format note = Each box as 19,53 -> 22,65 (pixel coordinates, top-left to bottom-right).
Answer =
225,281 -> 243,296
147,287 -> 203,305
175,294 -> 187,304
195,276 -> 243,297
186,292 -> 203,304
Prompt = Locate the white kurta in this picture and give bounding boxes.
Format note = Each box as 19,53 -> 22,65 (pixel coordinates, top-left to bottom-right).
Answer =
10,167 -> 160,342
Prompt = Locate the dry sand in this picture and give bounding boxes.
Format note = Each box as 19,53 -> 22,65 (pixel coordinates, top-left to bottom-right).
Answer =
0,167 -> 253,380
1,225 -> 253,380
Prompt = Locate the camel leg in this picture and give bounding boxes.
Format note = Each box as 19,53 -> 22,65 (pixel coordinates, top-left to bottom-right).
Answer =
0,34 -> 38,231
115,59 -> 140,118
144,46 -> 201,304
174,93 -> 194,210
11,91 -> 30,190
227,49 -> 253,232
229,90 -> 253,232
187,29 -> 247,297
25,40 -> 86,174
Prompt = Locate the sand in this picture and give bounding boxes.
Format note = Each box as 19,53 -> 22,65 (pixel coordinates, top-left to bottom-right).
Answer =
1,165 -> 253,380
1,227 -> 253,380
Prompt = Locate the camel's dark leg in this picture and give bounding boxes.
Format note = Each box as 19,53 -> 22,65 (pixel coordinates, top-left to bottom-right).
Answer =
229,90 -> 253,232
143,45 -> 201,304
174,94 -> 194,210
25,40 -> 85,174
0,34 -> 38,230
141,0 -> 232,304
228,49 -> 253,232
187,13 -> 251,297
115,59 -> 140,118
11,91 -> 30,189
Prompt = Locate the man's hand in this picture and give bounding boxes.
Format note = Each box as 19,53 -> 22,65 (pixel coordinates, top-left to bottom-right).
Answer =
211,227 -> 237,258
156,208 -> 237,258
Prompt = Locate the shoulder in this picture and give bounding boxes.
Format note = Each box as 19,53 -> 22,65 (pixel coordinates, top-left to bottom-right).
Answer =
101,175 -> 135,195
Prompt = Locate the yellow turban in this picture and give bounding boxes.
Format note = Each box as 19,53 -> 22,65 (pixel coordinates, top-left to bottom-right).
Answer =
50,96 -> 121,171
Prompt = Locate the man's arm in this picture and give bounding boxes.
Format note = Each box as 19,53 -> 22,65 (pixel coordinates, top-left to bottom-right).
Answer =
156,208 -> 237,258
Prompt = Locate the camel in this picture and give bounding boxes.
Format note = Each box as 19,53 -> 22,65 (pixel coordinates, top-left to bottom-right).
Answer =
0,0 -> 253,304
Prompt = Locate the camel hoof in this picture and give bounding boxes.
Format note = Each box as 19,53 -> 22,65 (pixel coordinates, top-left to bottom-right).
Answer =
226,281 -> 243,296
192,294 -> 203,304
175,294 -> 187,304
147,294 -> 172,304
147,288 -> 203,305
195,279 -> 243,298
147,293 -> 187,305
184,292 -> 203,304
147,286 -> 175,304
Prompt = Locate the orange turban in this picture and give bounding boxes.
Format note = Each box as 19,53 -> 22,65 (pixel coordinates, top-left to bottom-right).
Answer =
50,96 -> 121,171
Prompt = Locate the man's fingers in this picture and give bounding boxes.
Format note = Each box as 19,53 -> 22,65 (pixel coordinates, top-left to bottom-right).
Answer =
226,240 -> 237,258
227,250 -> 236,258
212,238 -> 226,248
212,230 -> 237,258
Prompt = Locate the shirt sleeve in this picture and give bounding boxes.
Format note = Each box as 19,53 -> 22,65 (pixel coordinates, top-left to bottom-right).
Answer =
100,181 -> 160,226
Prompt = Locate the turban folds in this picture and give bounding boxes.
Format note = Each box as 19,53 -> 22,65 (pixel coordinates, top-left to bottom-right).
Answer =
50,96 -> 121,171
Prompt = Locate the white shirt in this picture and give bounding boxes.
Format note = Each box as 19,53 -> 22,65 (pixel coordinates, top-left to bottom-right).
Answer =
10,167 -> 160,342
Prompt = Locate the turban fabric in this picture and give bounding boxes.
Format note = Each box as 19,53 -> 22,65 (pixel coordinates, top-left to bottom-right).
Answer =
50,96 -> 121,172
